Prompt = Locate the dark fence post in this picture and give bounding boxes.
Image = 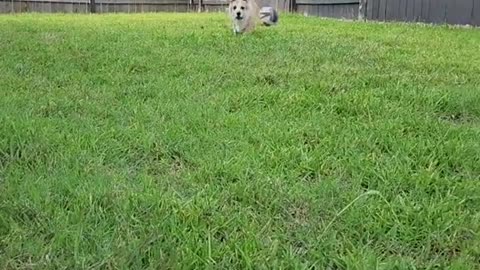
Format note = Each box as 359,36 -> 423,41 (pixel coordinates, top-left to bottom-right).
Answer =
189,0 -> 194,11
290,0 -> 296,13
90,0 -> 96,13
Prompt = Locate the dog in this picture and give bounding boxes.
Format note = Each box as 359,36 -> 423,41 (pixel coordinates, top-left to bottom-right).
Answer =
228,0 -> 259,34
228,0 -> 279,34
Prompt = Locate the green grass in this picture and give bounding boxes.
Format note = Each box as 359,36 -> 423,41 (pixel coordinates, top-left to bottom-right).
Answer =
1,12 -> 480,269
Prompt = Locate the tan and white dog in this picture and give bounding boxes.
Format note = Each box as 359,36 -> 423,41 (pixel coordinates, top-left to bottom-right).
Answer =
228,0 -> 260,34
228,0 -> 279,34
228,0 -> 278,34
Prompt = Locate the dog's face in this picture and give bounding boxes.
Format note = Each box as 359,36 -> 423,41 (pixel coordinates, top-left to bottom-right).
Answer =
229,0 -> 249,21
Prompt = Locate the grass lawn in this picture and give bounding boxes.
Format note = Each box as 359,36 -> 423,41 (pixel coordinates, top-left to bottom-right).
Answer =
1,12 -> 480,269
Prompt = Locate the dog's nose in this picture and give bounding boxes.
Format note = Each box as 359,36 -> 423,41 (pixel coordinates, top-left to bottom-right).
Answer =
236,12 -> 241,16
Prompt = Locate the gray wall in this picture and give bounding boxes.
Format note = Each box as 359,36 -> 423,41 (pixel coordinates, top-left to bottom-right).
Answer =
364,0 -> 480,26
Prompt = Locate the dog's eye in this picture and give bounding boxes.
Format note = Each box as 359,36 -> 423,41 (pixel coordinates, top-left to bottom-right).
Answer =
233,5 -> 236,9
240,6 -> 245,9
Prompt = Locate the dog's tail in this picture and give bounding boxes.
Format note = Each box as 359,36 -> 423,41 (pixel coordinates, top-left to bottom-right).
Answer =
259,7 -> 279,26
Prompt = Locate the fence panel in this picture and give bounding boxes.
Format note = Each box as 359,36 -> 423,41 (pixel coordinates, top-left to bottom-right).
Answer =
0,0 -> 190,13
296,0 -> 358,19
365,0 -> 479,26
474,0 -> 480,26
446,0 -> 474,25
378,0 -> 385,19
429,0 -> 446,23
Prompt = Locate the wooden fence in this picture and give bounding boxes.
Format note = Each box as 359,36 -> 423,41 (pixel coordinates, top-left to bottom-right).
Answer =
1,0 -> 479,27
0,0 -> 356,18
0,0 -> 190,13
296,0 -> 358,19
0,0 -> 294,13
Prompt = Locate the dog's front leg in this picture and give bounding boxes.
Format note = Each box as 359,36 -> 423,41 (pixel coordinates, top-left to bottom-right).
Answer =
233,24 -> 242,35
